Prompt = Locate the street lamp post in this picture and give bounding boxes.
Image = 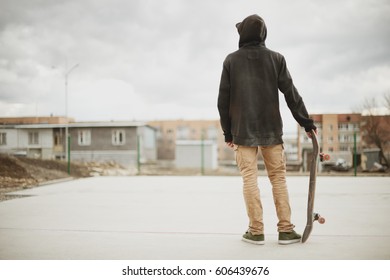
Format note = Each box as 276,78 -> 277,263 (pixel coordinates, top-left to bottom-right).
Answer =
65,63 -> 79,175
353,131 -> 357,176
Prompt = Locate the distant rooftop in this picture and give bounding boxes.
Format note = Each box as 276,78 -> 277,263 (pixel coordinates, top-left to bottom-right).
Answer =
0,116 -> 150,129
0,116 -> 74,125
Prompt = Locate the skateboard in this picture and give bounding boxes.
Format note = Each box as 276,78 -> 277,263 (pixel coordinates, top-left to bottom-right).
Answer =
301,130 -> 328,243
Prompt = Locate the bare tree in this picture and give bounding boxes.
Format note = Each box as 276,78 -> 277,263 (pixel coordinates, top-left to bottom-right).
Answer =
361,95 -> 390,168
385,92 -> 390,110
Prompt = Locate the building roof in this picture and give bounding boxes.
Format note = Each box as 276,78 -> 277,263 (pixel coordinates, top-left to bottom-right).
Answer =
309,113 -> 362,123
0,116 -> 73,125
69,121 -> 148,128
0,121 -> 151,129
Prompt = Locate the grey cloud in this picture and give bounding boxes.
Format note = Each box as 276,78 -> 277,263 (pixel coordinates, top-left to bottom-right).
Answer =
0,0 -> 389,125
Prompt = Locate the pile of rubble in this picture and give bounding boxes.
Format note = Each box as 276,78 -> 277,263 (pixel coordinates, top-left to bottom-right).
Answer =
77,161 -> 137,177
0,155 -> 135,201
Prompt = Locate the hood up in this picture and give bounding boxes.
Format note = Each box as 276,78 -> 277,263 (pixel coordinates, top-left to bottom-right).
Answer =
236,14 -> 267,48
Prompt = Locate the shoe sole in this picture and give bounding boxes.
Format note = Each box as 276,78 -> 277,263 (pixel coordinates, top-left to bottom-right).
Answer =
278,239 -> 301,245
242,238 -> 265,245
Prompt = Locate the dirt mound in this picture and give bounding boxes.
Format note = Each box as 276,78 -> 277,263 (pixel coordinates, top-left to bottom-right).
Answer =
0,154 -> 135,201
0,155 -> 32,180
0,154 -> 92,192
16,157 -> 91,179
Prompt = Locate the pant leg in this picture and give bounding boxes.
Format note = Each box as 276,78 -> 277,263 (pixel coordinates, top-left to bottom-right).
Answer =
260,144 -> 295,232
235,145 -> 263,235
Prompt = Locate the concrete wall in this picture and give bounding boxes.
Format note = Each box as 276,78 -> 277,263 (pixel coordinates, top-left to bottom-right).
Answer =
71,150 -> 137,167
69,126 -> 157,167
175,140 -> 218,170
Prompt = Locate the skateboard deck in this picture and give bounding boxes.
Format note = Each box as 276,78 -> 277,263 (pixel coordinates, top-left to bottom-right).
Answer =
302,130 -> 326,243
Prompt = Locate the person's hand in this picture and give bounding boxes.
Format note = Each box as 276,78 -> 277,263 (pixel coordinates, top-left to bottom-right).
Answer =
306,128 -> 318,139
226,141 -> 234,148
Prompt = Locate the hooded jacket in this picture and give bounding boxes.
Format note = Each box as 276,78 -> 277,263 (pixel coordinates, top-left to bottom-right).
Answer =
218,14 -> 316,146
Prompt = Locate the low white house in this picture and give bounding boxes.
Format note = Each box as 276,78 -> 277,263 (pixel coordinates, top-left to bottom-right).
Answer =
0,121 -> 157,168
0,124 -> 62,159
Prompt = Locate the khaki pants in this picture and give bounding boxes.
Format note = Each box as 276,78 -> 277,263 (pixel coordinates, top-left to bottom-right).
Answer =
235,144 -> 295,234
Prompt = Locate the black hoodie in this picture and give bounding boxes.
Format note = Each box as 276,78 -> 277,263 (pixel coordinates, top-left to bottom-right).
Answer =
218,14 -> 316,146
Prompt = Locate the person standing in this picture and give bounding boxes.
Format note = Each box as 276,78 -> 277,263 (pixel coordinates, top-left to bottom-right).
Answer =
218,14 -> 317,245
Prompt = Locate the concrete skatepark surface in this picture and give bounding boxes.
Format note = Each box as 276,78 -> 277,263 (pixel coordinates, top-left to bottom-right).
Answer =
0,176 -> 389,260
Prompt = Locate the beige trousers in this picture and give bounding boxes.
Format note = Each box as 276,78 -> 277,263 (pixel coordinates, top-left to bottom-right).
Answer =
235,144 -> 295,234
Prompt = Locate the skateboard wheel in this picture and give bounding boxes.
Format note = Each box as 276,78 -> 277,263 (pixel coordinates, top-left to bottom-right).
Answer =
323,154 -> 330,161
319,153 -> 330,162
318,217 -> 325,224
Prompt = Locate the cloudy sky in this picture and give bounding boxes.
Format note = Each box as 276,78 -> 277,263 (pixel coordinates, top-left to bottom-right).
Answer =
0,0 -> 389,133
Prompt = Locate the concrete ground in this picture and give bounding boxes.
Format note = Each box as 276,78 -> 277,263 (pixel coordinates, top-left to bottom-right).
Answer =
0,176 -> 389,260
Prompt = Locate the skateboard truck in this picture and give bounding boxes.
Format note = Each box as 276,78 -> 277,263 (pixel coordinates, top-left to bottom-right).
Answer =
313,213 -> 325,224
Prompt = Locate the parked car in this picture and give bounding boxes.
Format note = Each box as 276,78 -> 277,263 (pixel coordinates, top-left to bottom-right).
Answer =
330,158 -> 351,172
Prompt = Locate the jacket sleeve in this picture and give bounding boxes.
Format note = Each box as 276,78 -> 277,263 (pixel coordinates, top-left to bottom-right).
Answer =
278,56 -> 316,132
217,59 -> 233,142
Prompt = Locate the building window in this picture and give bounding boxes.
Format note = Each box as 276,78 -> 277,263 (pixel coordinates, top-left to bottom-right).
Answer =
207,126 -> 218,140
339,135 -> 349,143
28,131 -> 39,145
78,130 -> 91,146
177,126 -> 190,140
0,132 -> 6,145
54,133 -> 63,145
166,129 -> 174,140
338,123 -> 348,130
340,146 -> 349,152
112,130 -> 125,145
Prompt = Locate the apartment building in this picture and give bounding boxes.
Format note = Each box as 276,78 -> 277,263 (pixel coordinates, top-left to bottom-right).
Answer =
299,114 -> 362,153
297,113 -> 362,170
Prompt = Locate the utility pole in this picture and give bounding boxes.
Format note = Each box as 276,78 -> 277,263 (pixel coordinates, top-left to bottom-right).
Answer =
353,131 -> 357,176
201,130 -> 205,175
137,134 -> 141,174
65,63 -> 79,175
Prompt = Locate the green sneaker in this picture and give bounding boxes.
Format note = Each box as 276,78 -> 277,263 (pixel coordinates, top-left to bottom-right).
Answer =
278,230 -> 301,245
242,231 -> 265,245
